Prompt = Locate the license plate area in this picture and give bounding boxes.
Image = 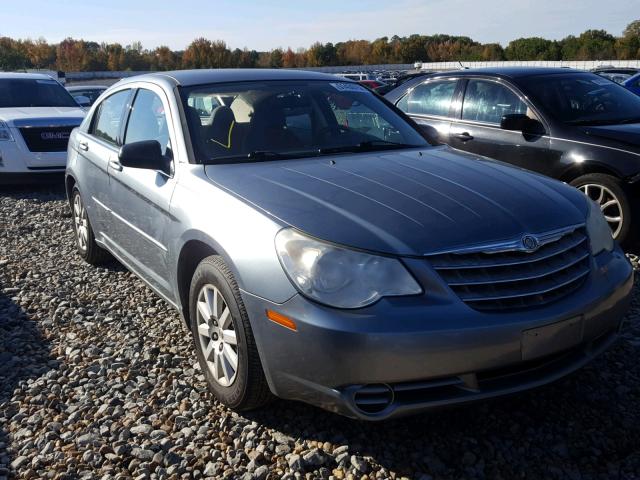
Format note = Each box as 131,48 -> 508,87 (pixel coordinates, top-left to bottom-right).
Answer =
521,316 -> 584,361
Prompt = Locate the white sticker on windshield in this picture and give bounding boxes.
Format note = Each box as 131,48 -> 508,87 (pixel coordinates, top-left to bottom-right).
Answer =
330,82 -> 369,93
592,78 -> 611,86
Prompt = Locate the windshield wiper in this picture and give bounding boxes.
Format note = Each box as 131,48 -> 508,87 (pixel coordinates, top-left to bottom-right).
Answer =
319,140 -> 421,155
206,150 -> 320,164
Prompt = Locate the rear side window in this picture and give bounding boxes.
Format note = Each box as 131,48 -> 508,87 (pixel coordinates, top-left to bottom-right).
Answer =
462,80 -> 527,124
397,80 -> 457,117
91,90 -> 130,145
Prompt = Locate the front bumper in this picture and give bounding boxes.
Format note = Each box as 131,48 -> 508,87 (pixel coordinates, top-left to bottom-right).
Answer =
242,246 -> 634,420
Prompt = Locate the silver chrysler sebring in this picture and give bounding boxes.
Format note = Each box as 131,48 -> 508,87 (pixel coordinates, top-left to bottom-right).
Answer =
65,69 -> 634,420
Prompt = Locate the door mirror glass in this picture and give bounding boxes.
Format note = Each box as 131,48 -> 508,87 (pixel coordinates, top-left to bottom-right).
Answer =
501,114 -> 545,135
119,140 -> 169,173
500,113 -> 529,131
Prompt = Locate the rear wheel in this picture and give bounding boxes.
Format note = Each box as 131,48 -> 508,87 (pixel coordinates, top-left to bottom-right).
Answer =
71,188 -> 108,264
570,173 -> 634,246
189,256 -> 271,411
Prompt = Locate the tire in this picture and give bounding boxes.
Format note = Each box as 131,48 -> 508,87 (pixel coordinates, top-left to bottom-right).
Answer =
570,173 -> 635,246
189,255 -> 271,411
71,187 -> 109,265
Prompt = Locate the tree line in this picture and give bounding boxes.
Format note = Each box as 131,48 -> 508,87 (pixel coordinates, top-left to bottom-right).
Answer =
1,20 -> 640,72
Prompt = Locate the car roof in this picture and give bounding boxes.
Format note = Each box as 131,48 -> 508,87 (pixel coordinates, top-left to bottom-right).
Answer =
123,69 -> 350,87
67,85 -> 108,90
428,67 -> 591,79
0,72 -> 58,80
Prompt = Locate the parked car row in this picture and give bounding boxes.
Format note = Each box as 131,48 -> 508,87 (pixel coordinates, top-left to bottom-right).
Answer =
386,67 -> 640,246
1,68 -> 635,420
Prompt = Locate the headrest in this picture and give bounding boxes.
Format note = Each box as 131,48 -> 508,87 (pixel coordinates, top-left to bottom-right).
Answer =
208,105 -> 235,148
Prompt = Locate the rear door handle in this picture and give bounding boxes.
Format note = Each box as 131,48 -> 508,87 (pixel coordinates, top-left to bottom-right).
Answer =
109,159 -> 123,172
78,141 -> 88,151
453,132 -> 474,141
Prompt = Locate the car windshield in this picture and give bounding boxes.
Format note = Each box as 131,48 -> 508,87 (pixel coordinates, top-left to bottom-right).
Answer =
0,78 -> 78,108
180,80 -> 429,164
519,72 -> 640,126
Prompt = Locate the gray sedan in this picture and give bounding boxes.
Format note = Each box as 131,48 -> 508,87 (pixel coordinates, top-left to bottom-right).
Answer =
65,69 -> 633,420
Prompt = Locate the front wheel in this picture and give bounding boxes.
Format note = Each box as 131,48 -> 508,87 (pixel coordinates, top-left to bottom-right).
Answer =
189,256 -> 271,411
570,174 -> 634,246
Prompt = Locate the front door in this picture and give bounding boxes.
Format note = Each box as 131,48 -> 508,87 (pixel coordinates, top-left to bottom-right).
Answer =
106,86 -> 178,300
449,78 -> 553,173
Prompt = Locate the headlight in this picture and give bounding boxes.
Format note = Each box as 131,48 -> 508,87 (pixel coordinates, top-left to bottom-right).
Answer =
586,198 -> 614,255
0,121 -> 13,141
275,228 -> 422,308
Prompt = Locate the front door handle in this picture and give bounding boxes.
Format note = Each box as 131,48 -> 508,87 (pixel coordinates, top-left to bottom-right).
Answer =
109,159 -> 123,172
453,132 -> 474,141
78,141 -> 89,151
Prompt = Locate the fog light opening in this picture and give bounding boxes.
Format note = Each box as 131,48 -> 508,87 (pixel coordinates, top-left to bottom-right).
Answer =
353,383 -> 394,415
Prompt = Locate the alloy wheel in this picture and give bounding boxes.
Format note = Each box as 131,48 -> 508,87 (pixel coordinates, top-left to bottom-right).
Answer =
578,183 -> 624,239
196,284 -> 239,387
73,194 -> 89,251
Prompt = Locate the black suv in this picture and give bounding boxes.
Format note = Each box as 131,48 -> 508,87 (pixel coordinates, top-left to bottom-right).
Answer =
386,67 -> 640,245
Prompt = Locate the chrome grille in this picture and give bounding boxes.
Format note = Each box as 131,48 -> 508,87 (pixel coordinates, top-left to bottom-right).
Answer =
428,228 -> 591,311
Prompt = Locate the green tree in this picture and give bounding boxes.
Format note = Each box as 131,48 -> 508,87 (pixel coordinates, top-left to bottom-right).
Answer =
505,37 -> 560,60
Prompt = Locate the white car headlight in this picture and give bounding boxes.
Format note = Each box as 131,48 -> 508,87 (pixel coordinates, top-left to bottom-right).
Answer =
275,228 -> 422,308
0,121 -> 13,141
586,198 -> 614,255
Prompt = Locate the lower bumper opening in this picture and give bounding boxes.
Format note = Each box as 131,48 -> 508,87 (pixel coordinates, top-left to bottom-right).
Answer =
343,328 -> 617,418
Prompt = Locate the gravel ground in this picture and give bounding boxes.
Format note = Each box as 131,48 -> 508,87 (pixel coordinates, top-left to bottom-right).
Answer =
0,185 -> 639,480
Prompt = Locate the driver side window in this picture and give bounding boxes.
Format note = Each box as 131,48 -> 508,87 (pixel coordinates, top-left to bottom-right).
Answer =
124,89 -> 172,157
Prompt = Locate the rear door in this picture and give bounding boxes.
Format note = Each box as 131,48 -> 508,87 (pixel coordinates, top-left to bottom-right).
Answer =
75,88 -> 132,235
449,78 -> 552,171
105,85 -> 178,299
394,78 -> 461,144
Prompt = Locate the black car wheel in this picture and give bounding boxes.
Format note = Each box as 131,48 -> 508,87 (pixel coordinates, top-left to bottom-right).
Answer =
570,173 -> 634,245
189,255 -> 271,411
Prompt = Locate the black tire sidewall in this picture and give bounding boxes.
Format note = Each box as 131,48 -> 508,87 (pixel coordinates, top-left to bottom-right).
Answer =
189,258 -> 250,408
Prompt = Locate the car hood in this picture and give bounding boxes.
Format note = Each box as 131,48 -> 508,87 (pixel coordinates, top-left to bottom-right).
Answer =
583,123 -> 640,151
0,107 -> 85,126
204,147 -> 588,256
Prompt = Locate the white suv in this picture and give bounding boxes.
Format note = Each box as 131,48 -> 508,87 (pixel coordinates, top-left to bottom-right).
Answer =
0,73 -> 85,183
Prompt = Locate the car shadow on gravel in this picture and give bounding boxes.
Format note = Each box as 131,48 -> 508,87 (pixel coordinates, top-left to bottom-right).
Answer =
0,291 -> 58,476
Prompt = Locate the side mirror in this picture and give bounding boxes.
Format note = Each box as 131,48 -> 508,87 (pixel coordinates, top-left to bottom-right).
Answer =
500,114 -> 529,131
75,95 -> 91,107
118,140 -> 169,174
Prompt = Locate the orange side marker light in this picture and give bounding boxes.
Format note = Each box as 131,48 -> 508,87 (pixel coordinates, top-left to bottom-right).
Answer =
266,310 -> 297,332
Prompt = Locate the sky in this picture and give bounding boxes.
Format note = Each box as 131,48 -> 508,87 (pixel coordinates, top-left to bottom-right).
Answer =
2,0 -> 639,51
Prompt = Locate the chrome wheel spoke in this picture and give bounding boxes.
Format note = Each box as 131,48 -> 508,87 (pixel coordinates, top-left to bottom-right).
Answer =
197,322 -> 210,338
197,300 -> 211,321
578,183 -> 624,239
218,307 -> 231,330
204,340 -> 216,362
222,344 -> 238,371
222,329 -> 236,345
